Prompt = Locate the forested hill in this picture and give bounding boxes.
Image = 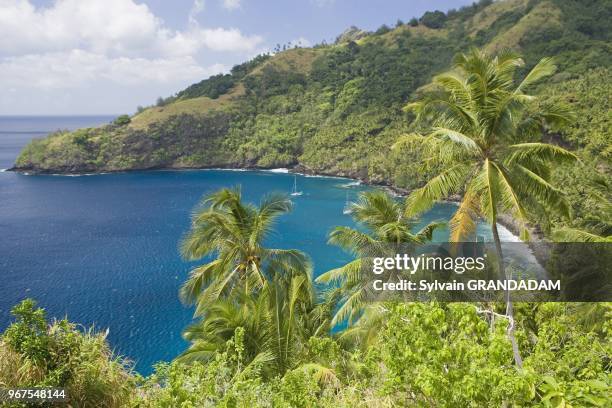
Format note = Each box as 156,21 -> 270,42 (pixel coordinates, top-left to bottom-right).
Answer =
14,0 -> 611,190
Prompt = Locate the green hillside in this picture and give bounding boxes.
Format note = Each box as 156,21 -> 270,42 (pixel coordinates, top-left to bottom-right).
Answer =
14,0 -> 611,231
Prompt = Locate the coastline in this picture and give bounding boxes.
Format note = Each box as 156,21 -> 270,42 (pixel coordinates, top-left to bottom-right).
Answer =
8,163 -> 534,246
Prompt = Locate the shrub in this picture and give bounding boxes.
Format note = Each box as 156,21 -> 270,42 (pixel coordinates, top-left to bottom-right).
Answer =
113,114 -> 131,126
420,10 -> 447,29
0,299 -> 138,407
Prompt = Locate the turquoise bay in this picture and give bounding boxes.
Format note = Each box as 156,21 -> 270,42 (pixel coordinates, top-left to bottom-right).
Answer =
0,118 -> 506,374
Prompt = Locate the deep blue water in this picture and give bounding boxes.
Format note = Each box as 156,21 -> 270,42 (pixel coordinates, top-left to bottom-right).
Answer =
0,116 -> 512,374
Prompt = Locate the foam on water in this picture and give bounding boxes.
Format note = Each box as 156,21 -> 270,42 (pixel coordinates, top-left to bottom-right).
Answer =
265,168 -> 290,173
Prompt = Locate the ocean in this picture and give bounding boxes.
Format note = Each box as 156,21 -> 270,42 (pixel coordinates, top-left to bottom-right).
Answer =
0,116 -> 510,374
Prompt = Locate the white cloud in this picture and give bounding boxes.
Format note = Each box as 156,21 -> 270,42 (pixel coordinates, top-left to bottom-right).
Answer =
198,28 -> 262,51
0,0 -> 262,113
0,0 -> 263,57
0,50 -> 226,90
0,50 -> 228,114
222,0 -> 241,10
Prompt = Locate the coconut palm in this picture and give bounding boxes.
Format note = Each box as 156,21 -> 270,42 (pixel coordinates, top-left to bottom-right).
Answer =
400,48 -> 578,367
178,274 -> 332,377
178,187 -> 327,376
316,190 -> 443,327
180,187 -> 312,316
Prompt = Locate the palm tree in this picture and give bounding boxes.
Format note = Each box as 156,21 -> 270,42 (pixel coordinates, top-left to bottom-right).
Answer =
316,190 -> 443,328
401,48 -> 578,367
180,187 -> 312,317
178,187 -> 331,376
178,274 -> 332,377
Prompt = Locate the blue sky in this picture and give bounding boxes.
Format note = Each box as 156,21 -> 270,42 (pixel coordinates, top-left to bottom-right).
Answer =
1,0 -> 474,115
140,0 -> 473,48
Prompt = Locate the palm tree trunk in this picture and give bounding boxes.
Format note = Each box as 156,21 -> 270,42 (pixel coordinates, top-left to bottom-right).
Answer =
491,220 -> 523,368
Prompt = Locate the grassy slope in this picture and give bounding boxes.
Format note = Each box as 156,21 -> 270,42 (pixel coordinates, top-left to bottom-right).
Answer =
129,92 -> 236,130
130,48 -> 321,130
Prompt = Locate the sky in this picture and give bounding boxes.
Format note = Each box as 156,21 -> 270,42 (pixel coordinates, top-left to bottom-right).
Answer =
0,0 -> 474,115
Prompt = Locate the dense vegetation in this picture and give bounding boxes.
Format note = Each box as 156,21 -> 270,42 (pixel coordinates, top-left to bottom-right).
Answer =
5,0 -> 611,405
0,299 -> 136,407
3,300 -> 610,407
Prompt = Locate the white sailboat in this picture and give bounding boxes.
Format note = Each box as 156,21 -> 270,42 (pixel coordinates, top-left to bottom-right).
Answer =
290,175 -> 303,196
343,191 -> 353,214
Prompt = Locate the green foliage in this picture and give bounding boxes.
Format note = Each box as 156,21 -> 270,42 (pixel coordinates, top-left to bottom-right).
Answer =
138,328 -> 274,407
420,10 -> 447,29
543,68 -> 611,237
156,95 -> 177,107
174,53 -> 280,101
0,299 -> 137,407
177,73 -> 236,100
113,114 -> 131,126
15,112 -> 233,172
3,299 -> 50,366
2,299 -> 610,406
244,65 -> 307,98
375,24 -> 392,35
370,302 -> 611,407
375,303 -> 531,405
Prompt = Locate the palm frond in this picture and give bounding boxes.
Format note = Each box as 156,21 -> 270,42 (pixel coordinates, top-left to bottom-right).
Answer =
405,164 -> 471,217
351,190 -> 401,229
237,351 -> 276,379
193,265 -> 241,316
433,71 -> 472,107
175,341 -> 218,364
264,248 -> 313,280
552,227 -> 611,243
450,187 -> 479,242
514,164 -> 571,219
327,226 -> 378,255
179,260 -> 224,305
491,162 -> 530,238
538,101 -> 576,131
507,143 -> 578,165
516,57 -> 556,93
331,286 -> 367,326
430,127 -> 482,156
481,159 -> 500,224
414,221 -> 445,243
391,133 -> 425,150
316,259 -> 363,285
